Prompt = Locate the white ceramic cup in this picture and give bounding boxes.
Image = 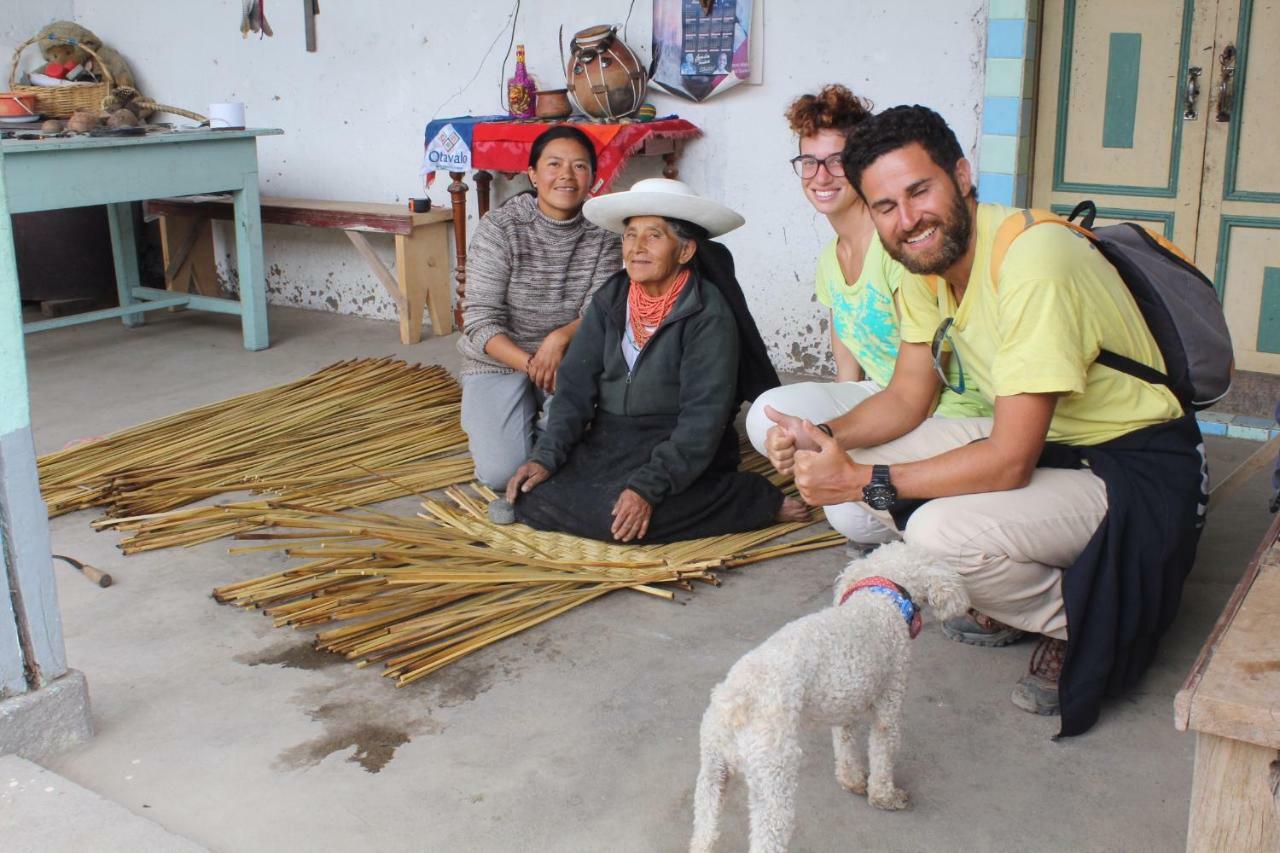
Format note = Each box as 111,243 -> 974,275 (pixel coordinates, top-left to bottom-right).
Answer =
209,102 -> 246,129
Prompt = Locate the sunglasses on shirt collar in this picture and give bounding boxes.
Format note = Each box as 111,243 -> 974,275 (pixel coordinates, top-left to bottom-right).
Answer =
931,317 -> 967,396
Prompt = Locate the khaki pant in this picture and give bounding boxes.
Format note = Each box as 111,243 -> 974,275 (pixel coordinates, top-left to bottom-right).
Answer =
837,417 -> 1107,640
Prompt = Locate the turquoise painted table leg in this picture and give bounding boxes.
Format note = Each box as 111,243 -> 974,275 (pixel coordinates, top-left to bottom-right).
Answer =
232,178 -> 269,350
105,202 -> 143,328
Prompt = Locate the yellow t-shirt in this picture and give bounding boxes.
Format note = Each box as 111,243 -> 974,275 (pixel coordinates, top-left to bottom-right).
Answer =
815,233 -> 989,418
898,203 -> 1183,445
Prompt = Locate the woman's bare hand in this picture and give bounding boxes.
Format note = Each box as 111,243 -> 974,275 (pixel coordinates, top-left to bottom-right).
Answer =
527,328 -> 571,392
610,488 -> 652,542
506,461 -> 551,503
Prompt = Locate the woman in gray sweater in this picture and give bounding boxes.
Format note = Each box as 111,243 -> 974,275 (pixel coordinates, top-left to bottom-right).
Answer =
457,126 -> 622,487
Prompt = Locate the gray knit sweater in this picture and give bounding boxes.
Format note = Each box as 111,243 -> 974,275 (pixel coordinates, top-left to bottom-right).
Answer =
457,193 -> 622,375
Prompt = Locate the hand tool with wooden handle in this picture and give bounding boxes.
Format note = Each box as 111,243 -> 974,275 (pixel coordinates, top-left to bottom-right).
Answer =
52,554 -> 112,588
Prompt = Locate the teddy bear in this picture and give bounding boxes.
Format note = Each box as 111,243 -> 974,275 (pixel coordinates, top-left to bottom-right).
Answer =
35,21 -> 139,92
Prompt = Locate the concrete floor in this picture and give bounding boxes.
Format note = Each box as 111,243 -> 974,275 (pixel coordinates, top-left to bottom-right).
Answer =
15,305 -> 1277,852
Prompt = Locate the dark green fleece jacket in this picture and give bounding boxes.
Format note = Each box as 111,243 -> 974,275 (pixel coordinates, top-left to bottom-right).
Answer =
529,268 -> 739,505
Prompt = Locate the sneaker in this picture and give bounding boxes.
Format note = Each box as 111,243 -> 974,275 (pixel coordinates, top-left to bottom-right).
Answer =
941,609 -> 1026,647
844,541 -> 881,559
1011,636 -> 1066,716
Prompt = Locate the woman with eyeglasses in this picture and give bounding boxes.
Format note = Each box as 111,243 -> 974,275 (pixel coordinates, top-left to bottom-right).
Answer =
745,85 -> 988,546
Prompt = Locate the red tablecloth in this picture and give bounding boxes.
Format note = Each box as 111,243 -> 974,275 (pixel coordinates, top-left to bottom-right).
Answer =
471,119 -> 700,192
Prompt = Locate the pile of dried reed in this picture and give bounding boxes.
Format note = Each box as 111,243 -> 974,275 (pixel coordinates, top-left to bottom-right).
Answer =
93,456 -> 477,554
214,485 -> 843,686
41,357 -> 843,686
37,358 -> 467,519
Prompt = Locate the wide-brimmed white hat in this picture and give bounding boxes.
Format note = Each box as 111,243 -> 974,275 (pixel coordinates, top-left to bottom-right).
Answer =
583,178 -> 745,237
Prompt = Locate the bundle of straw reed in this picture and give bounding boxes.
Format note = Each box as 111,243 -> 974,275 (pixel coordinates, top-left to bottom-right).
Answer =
95,457 -> 477,554
38,359 -> 467,518
214,485 -> 843,687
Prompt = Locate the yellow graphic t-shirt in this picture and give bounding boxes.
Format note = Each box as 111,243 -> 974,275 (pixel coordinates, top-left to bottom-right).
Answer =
898,203 -> 1182,445
815,233 -> 988,418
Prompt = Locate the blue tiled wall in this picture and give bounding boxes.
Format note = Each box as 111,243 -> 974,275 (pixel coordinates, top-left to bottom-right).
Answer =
979,2 -> 1036,207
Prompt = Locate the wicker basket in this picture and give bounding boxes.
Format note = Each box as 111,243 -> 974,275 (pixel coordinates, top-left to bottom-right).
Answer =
8,34 -> 115,118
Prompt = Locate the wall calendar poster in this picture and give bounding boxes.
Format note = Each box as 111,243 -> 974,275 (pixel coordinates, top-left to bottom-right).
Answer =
651,0 -> 757,102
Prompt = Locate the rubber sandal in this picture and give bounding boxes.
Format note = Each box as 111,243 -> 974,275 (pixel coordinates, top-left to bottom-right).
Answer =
941,609 -> 1026,647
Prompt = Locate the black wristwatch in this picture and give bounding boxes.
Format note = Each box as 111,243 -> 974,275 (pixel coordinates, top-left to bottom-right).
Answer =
861,464 -> 897,511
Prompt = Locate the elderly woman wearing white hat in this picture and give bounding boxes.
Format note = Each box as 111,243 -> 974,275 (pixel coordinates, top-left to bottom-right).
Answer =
504,179 -> 808,543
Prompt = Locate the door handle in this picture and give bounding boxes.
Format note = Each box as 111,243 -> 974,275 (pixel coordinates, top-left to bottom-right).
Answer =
1184,66 -> 1202,119
1216,44 -> 1237,122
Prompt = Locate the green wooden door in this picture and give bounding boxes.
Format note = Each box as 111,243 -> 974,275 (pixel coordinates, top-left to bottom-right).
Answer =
1195,0 -> 1280,374
1033,0 -> 1280,376
1031,0 -> 1213,250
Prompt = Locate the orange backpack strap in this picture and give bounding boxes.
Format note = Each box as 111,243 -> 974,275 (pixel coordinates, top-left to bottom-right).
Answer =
1144,228 -> 1192,263
989,208 -> 1096,288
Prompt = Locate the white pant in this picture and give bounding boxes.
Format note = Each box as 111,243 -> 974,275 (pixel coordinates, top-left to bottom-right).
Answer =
745,380 -> 899,545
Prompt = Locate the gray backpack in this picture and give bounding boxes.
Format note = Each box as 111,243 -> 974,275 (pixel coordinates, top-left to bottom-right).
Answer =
992,201 -> 1234,412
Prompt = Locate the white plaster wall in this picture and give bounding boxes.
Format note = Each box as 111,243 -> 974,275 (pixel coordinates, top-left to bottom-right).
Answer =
22,0 -> 986,373
1,5 -> 74,58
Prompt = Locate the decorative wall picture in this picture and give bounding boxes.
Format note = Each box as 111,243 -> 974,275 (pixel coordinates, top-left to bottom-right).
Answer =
651,0 -> 756,102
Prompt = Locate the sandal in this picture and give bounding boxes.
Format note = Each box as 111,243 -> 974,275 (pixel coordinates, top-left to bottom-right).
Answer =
1011,635 -> 1066,716
941,609 -> 1026,647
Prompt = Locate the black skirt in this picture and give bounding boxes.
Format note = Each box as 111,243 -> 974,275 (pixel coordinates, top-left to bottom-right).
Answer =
513,411 -> 783,543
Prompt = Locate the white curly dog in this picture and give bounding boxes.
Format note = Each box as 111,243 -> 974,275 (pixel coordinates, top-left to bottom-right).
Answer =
690,542 -> 971,853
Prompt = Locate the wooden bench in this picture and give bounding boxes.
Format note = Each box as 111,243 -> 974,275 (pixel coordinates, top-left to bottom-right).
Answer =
144,196 -> 454,344
1175,511 -> 1280,851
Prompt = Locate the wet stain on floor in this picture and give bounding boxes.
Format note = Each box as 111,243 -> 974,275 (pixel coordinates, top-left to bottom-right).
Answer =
274,698 -> 444,774
530,636 -> 565,665
426,660 -> 497,708
276,721 -> 412,773
236,641 -> 341,671
271,643 -> 519,773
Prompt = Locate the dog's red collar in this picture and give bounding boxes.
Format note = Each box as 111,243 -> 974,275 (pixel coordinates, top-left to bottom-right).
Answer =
839,576 -> 923,639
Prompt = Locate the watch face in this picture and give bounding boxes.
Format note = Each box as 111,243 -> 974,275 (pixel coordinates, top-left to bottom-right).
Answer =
862,483 -> 896,511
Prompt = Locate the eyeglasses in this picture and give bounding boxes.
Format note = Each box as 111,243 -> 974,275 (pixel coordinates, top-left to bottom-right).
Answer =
930,317 -> 967,395
790,153 -> 845,179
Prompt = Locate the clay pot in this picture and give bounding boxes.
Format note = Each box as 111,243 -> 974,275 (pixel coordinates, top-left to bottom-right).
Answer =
535,89 -> 572,120
565,25 -> 648,119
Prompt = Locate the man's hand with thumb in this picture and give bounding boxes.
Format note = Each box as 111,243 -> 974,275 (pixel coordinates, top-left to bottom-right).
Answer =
793,419 -> 860,506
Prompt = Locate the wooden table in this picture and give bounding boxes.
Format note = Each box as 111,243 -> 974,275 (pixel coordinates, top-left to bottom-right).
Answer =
1,128 -> 280,350
1175,512 -> 1280,851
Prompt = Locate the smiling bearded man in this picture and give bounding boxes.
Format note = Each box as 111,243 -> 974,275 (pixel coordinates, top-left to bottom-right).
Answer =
881,170 -> 972,276
760,105 -> 1208,737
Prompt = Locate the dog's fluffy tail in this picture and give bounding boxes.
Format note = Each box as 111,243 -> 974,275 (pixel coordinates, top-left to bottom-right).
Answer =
690,704 -> 731,853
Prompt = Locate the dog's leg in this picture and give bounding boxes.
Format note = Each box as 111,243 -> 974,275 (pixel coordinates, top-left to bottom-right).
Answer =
690,738 -> 730,853
866,682 -> 910,811
832,723 -> 868,795
745,742 -> 801,853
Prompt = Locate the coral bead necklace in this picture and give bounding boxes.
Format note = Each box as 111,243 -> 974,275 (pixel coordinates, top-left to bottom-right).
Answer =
628,269 -> 690,348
